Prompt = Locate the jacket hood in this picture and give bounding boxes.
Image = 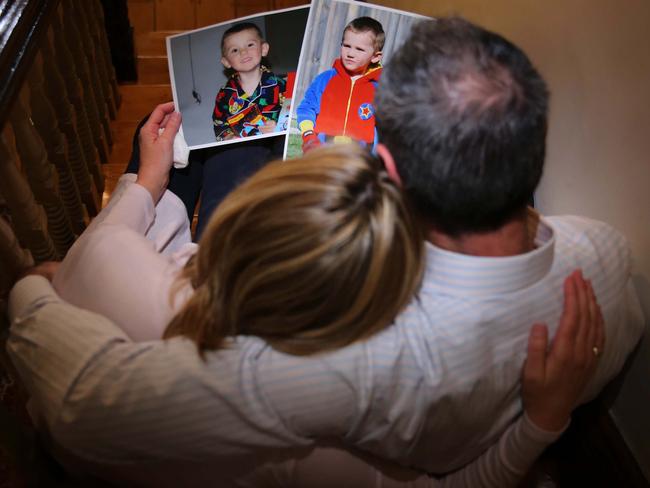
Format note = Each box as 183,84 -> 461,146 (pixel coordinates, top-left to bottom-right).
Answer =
332,58 -> 382,82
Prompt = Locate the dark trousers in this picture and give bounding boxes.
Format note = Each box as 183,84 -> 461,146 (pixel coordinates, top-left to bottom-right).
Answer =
125,116 -> 284,240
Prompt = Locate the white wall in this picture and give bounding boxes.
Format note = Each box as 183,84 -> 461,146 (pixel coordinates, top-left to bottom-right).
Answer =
374,0 -> 650,476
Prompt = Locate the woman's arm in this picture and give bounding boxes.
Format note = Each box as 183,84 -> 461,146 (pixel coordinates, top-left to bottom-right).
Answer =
49,103 -> 192,340
273,270 -> 602,488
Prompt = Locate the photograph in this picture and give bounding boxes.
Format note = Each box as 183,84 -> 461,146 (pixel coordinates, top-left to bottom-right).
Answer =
284,0 -> 427,159
167,6 -> 309,149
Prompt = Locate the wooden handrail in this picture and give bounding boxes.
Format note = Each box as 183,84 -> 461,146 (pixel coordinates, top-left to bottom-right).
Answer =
0,0 -> 119,296
0,0 -> 60,130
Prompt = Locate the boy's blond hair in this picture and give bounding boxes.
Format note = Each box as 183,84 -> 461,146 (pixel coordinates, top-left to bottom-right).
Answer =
343,16 -> 385,52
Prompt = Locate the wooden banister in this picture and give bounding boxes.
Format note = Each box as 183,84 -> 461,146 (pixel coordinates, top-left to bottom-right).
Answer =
0,0 -> 120,301
0,0 -> 60,131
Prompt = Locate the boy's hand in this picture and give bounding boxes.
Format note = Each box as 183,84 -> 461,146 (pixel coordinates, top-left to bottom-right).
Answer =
302,130 -> 321,152
137,102 -> 182,204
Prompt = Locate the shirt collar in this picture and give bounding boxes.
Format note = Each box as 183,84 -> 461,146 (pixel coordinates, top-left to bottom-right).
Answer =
423,216 -> 555,296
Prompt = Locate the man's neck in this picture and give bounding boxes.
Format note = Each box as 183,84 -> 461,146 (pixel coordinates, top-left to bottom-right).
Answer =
427,211 -> 535,257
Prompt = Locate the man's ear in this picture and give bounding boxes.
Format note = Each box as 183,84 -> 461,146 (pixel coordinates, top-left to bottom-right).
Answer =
221,56 -> 232,69
376,143 -> 402,187
261,42 -> 270,57
371,51 -> 383,65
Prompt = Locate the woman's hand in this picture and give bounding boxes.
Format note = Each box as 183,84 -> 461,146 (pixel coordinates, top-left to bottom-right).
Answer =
136,102 -> 182,204
522,269 -> 605,431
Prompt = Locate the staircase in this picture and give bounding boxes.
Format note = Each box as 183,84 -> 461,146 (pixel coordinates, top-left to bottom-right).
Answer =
103,30 -> 178,205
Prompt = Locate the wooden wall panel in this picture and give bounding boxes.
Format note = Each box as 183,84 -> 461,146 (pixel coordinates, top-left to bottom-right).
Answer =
127,0 -> 155,33
235,0 -> 273,18
274,0 -> 309,9
196,0 -> 235,27
130,0 -> 309,34
156,0 -> 196,30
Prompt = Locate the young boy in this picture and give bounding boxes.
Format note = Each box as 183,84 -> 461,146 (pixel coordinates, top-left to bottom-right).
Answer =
212,23 -> 286,141
297,17 -> 384,152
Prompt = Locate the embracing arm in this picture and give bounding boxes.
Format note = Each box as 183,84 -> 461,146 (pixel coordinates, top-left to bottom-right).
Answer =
7,269 -> 600,485
439,270 -> 601,487
436,270 -> 601,487
275,412 -> 562,488
5,274 -> 558,488
280,270 -> 603,488
7,276 -> 554,488
7,276 -> 311,464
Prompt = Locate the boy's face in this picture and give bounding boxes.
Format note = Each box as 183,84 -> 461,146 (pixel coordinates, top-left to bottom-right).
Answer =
340,29 -> 382,76
221,28 -> 269,74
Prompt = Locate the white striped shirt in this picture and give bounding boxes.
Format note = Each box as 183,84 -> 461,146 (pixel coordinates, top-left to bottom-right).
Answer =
7,205 -> 644,481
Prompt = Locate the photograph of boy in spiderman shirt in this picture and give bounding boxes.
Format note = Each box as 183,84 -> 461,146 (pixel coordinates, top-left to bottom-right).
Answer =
167,7 -> 306,149
297,16 -> 384,152
212,22 -> 286,141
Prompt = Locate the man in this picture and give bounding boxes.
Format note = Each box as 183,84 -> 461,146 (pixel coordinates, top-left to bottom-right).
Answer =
7,17 -> 643,483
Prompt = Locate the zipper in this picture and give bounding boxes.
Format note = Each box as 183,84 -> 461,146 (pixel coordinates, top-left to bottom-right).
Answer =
342,78 -> 356,136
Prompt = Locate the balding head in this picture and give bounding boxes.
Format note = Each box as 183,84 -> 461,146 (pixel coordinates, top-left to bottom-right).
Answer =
376,17 -> 548,236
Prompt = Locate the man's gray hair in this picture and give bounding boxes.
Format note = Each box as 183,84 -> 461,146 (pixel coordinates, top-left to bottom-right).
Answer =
375,18 -> 548,236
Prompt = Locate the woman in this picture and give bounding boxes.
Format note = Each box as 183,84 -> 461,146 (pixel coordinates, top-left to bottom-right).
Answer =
55,105 -> 424,350
46,103 -> 602,486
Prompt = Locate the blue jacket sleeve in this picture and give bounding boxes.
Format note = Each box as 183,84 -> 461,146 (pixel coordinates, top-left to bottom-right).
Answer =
296,69 -> 336,133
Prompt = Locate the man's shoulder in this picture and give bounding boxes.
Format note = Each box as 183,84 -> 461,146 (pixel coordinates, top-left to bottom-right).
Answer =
544,215 -> 635,324
545,214 -> 627,243
545,215 -> 630,276
544,215 -> 643,401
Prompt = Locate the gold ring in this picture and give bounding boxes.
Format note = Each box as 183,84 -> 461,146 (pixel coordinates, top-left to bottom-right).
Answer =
593,346 -> 601,357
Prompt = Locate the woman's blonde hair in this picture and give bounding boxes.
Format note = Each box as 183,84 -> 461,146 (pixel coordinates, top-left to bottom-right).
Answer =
164,144 -> 425,356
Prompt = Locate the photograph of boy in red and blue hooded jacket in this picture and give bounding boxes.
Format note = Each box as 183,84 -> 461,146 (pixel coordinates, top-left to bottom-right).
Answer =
296,17 -> 384,152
